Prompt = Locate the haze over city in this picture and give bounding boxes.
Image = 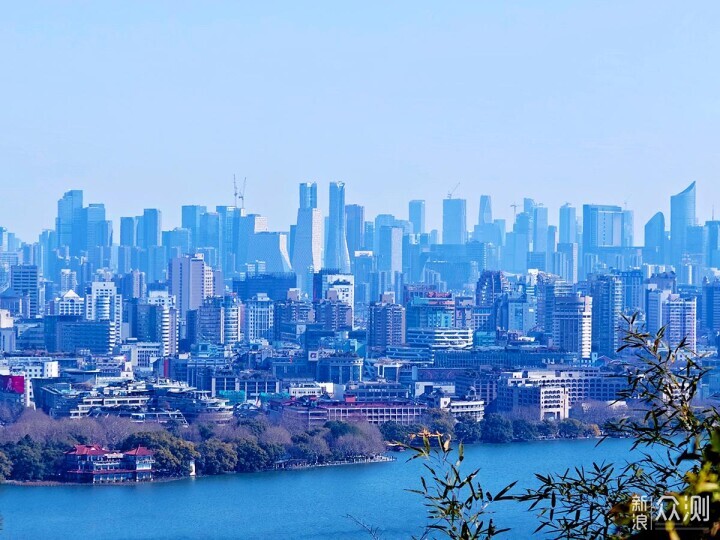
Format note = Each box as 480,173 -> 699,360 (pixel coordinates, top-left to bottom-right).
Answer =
2,2 -> 720,240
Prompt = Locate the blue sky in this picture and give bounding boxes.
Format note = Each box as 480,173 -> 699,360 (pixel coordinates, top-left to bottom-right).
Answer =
2,2 -> 719,241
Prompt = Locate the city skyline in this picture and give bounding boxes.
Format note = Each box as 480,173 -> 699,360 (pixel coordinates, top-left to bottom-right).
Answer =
0,180 -> 713,248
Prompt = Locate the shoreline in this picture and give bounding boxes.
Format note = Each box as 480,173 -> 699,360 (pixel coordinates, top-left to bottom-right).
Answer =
4,454 -> 396,487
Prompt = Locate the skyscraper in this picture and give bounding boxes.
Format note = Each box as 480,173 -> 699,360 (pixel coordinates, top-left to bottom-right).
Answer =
325,182 -> 351,273
292,183 -> 323,295
10,264 -> 39,318
167,254 -> 215,321
588,274 -> 623,357
141,209 -> 162,249
345,204 -> 365,258
478,195 -> 492,226
181,205 -> 207,250
299,182 -> 318,210
409,200 -> 426,235
532,206 -> 549,253
644,212 -> 666,265
582,204 -> 627,252
552,294 -> 593,361
120,217 -> 138,248
377,226 -> 403,276
670,182 -> 696,268
559,204 -> 577,244
442,198 -> 467,245
56,190 -> 84,255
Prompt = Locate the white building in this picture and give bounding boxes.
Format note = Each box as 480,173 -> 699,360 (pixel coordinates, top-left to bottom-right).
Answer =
552,294 -> 592,361
243,293 -> 274,342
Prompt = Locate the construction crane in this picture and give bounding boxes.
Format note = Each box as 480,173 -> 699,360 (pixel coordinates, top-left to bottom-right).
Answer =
233,175 -> 247,210
447,182 -> 460,199
510,203 -> 518,219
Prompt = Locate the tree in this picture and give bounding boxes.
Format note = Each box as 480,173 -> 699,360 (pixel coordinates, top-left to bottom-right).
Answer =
454,417 -> 482,444
556,418 -> 584,439
425,409 -> 456,439
4,436 -> 43,481
379,422 -> 423,445
121,431 -> 199,476
234,439 -> 270,472
511,419 -> 539,441
480,414 -> 513,443
536,419 -> 558,439
197,439 -> 237,475
0,449 -> 12,481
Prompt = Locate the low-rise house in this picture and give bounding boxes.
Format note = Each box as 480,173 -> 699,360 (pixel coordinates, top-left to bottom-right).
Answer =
64,444 -> 154,483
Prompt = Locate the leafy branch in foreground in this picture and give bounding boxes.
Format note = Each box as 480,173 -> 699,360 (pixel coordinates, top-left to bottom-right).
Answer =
405,432 -> 516,540
517,313 -> 720,539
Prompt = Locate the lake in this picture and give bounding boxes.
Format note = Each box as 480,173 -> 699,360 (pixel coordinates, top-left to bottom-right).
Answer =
0,438 -> 637,539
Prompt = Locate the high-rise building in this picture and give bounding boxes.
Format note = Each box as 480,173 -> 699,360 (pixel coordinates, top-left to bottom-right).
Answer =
247,232 -> 293,273
216,205 -> 240,273
120,217 -> 138,248
84,281 -> 123,345
377,226 -> 403,277
552,294 -> 592,361
243,293 -> 274,342
80,204 -> 112,253
663,294 -> 697,351
644,212 -> 666,265
559,204 -> 577,244
478,195 -> 492,226
325,182 -> 351,273
702,280 -> 720,335
56,190 -> 83,255
645,286 -> 671,336
442,198 -> 467,245
181,205 -> 207,250
587,274 -> 623,357
706,221 -> 720,269
141,209 -> 162,249
299,182 -> 318,210
292,184 -> 323,295
582,204 -> 628,252
167,254 -> 215,321
367,300 -> 406,352
10,264 -> 40,318
409,200 -> 426,235
345,204 -> 365,258
670,182 -> 696,268
533,206 -> 549,253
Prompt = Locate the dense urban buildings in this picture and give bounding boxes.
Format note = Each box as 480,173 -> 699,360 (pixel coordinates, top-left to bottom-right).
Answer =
0,181 -> 718,424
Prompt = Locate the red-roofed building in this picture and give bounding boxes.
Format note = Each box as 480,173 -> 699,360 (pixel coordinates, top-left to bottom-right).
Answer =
64,444 -> 154,483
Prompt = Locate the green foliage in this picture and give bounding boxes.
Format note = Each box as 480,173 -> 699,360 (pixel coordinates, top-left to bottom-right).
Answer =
4,436 -> 44,481
234,439 -> 271,472
121,431 -> 199,477
406,434 -> 516,539
325,421 -> 359,439
379,422 -> 424,445
197,439 -> 237,474
557,418 -> 584,439
511,419 -> 539,441
480,414 -> 513,444
454,417 -> 483,444
537,419 -> 559,439
425,409 -> 457,439
0,450 -> 12,481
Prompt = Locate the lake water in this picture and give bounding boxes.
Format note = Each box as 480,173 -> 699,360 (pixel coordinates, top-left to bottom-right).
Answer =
0,438 -> 637,539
